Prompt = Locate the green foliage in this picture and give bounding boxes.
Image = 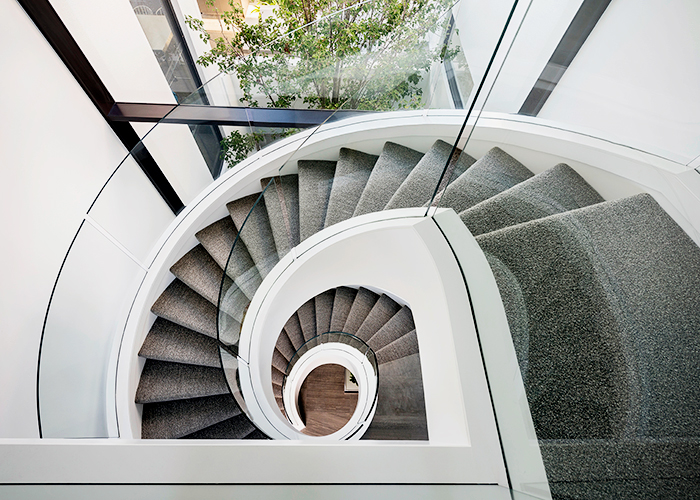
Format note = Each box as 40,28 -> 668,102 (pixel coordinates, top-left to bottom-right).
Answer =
219,130 -> 258,165
186,0 -> 454,164
219,128 -> 299,165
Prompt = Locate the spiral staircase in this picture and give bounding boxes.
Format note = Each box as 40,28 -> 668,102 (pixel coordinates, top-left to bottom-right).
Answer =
133,135 -> 700,496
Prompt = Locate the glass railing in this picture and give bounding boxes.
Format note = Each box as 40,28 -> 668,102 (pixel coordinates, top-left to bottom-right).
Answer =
430,1 -> 700,499
211,0 -> 497,428
283,331 -> 378,380
280,331 -> 379,439
39,0 -> 520,465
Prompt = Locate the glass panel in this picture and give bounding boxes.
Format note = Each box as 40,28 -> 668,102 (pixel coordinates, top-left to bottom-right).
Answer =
130,0 -> 224,177
434,0 -> 700,498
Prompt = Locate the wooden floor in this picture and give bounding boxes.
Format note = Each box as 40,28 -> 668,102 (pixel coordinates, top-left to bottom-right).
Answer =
298,364 -> 358,437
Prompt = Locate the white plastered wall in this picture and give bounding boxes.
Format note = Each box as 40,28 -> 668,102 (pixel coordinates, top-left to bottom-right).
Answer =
0,0 -> 134,437
538,0 -> 700,165
0,0 -> 187,437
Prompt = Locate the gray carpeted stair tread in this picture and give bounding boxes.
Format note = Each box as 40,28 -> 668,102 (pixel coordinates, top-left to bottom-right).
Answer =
483,253 -> 531,380
354,142 -> 425,217
298,160 -> 337,242
540,438 -> 700,499
460,163 -> 605,236
139,317 -> 220,368
376,329 -> 419,365
539,438 -> 700,483
315,289 -> 335,335
361,353 -> 428,440
151,279 -> 218,338
182,413 -> 256,439
297,298 -> 317,342
227,193 -> 279,279
355,294 -> 402,343
330,287 -> 358,332
367,306 -> 415,353
195,216 -> 261,299
275,395 -> 285,413
476,212 -> 629,440
284,314 -> 305,351
271,348 -> 289,373
272,366 -> 285,385
141,394 -> 241,439
261,175 -> 300,256
385,140 -> 476,210
477,193 -> 700,441
136,359 -> 230,404
324,148 -> 379,228
244,428 -> 271,439
274,331 -> 296,361
342,287 -> 380,336
170,244 -> 227,306
552,193 -> 700,438
435,146 -> 534,214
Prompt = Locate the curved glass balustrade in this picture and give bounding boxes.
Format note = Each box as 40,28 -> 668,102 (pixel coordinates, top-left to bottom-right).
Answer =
280,331 -> 379,438
210,0 -> 497,429
431,1 -> 700,498
283,331 -> 378,380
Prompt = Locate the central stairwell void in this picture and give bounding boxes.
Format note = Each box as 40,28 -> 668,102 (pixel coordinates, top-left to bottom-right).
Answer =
131,116 -> 700,496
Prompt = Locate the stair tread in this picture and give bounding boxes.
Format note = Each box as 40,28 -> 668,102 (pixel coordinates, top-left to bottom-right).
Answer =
477,193 -> 700,440
136,359 -> 230,404
376,329 -> 419,365
385,140 -> 475,210
261,175 -> 300,256
297,298 -> 317,342
271,348 -> 289,372
182,413 -> 256,439
195,216 -> 261,299
244,428 -> 271,439
298,160 -> 337,242
460,163 -> 604,236
141,394 -> 241,439
367,306 -> 415,352
151,279 -> 218,338
315,289 -> 335,335
354,142 -> 424,217
274,331 -> 296,361
284,314 -> 305,352
355,294 -> 402,343
170,244 -> 226,306
227,193 -> 279,279
539,438 -> 700,483
272,366 -> 285,385
139,317 -> 220,368
342,287 -> 379,336
329,287 -> 358,332
436,146 -> 534,213
361,353 -> 428,440
324,148 -> 379,228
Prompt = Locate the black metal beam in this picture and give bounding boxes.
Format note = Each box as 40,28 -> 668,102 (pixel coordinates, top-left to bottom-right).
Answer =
518,0 -> 612,117
17,0 -> 185,214
109,103 -> 373,128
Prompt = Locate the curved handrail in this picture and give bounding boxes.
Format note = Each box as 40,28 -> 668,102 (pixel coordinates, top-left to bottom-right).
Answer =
283,331 -> 378,379
281,331 -> 379,439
